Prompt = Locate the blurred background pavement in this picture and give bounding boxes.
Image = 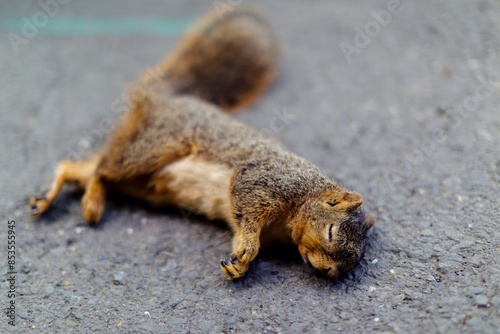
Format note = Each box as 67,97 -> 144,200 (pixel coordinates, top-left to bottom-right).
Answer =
0,0 -> 499,332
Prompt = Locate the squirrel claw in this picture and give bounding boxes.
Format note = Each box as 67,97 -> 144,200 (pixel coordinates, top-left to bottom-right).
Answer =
31,205 -> 39,215
220,255 -> 249,280
220,259 -> 235,280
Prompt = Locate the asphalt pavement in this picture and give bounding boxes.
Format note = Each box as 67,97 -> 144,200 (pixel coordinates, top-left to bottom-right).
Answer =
0,0 -> 499,333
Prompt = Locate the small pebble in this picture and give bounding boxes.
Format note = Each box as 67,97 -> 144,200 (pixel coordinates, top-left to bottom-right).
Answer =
369,286 -> 377,292
113,271 -> 127,285
371,259 -> 378,264
374,317 -> 380,322
474,295 -> 489,307
127,228 -> 134,235
144,311 -> 151,317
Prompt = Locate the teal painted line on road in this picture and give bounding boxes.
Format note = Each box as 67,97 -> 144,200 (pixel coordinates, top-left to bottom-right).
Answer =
0,17 -> 194,36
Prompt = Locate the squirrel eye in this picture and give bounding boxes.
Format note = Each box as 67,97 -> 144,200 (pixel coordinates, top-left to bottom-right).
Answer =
328,224 -> 333,243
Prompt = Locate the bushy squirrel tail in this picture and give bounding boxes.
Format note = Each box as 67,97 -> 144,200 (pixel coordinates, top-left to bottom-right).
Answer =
140,6 -> 280,112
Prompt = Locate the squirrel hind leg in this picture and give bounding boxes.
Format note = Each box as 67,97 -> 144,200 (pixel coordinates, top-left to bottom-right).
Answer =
30,155 -> 101,219
81,176 -> 106,225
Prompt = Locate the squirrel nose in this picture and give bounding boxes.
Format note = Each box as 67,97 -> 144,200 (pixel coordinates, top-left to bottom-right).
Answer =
323,265 -> 340,279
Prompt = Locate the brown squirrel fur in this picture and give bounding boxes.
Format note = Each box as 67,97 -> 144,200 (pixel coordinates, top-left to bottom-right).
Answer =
30,7 -> 375,280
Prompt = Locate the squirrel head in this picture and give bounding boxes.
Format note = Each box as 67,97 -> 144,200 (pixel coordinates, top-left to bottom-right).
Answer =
291,189 -> 375,279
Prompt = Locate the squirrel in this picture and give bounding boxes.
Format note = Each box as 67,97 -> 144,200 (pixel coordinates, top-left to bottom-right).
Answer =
30,7 -> 375,280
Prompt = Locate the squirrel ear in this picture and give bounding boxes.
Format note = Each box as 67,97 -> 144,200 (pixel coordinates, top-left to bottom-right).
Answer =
327,191 -> 363,211
364,213 -> 376,230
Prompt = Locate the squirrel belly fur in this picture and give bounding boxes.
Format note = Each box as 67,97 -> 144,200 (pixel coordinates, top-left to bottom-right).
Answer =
30,7 -> 375,280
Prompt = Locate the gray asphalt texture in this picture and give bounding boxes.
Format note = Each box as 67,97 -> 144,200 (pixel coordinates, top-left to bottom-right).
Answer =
1,0 -> 499,333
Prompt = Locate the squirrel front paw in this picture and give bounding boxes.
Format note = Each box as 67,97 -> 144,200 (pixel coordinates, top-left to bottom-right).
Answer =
220,237 -> 260,280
